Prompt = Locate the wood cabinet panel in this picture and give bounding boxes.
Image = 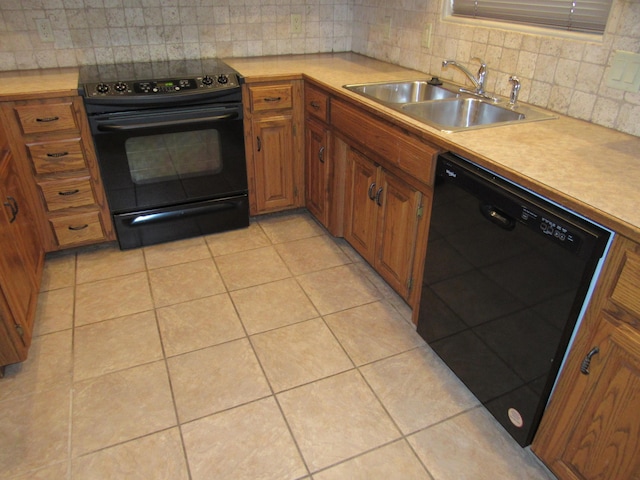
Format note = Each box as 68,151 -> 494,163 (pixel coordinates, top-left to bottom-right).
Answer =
49,211 -> 106,246
27,138 -> 87,174
38,176 -> 96,211
305,84 -> 330,123
249,84 -> 293,112
305,118 -> 330,227
14,101 -> 78,134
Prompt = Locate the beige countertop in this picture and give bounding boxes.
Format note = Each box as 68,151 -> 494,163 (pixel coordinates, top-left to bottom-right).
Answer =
1,54 -> 637,241
226,53 -> 640,243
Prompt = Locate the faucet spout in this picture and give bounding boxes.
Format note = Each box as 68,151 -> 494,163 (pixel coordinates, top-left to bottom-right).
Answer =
442,58 -> 487,95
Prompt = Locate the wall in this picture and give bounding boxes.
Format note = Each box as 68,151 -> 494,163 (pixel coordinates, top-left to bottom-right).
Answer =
351,0 -> 640,137
0,0 -> 638,136
0,0 -> 352,68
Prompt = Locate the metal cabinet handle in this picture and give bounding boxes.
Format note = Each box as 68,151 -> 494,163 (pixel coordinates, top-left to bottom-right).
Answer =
257,136 -> 262,152
375,187 -> 384,206
318,146 -> 325,163
264,96 -> 282,102
367,182 -> 376,200
3,196 -> 18,223
58,189 -> 80,196
47,151 -> 69,158
68,224 -> 89,231
36,116 -> 60,123
310,101 -> 321,110
580,347 -> 600,375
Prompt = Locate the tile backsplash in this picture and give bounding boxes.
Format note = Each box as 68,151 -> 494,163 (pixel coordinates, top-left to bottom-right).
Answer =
0,0 -> 638,136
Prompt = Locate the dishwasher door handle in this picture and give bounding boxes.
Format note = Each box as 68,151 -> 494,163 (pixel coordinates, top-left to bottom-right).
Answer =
480,203 -> 516,231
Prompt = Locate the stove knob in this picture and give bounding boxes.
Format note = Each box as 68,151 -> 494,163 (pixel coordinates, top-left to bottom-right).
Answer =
114,81 -> 128,92
96,83 -> 110,94
217,74 -> 229,84
202,75 -> 214,86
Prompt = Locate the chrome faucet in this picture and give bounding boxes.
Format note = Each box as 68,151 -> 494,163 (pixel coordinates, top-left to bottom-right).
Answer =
509,75 -> 521,105
442,58 -> 488,96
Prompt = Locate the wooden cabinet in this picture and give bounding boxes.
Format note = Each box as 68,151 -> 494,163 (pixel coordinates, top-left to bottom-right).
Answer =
0,95 -> 114,251
0,122 -> 43,371
304,83 -> 332,229
243,80 -> 304,215
532,235 -> 640,479
344,147 -> 425,301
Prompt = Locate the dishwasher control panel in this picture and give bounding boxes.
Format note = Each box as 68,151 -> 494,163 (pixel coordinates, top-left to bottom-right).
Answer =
519,207 -> 582,253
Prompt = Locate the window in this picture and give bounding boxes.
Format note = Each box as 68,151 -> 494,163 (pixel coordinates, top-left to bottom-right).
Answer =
449,0 -> 614,34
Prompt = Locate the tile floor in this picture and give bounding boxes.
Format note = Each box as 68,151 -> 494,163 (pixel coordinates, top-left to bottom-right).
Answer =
0,211 -> 557,480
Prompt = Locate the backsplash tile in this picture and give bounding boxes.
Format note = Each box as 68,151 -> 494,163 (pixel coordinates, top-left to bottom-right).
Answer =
0,0 -> 638,135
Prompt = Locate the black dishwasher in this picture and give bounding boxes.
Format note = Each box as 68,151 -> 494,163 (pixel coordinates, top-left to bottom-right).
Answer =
417,152 -> 610,446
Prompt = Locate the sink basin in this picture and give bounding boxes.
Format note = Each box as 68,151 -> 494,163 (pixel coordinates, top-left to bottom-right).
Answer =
401,98 -> 524,131
344,80 -> 458,104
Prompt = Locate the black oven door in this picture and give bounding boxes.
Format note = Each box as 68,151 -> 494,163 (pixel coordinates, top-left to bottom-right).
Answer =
88,103 -> 249,249
89,103 -> 247,213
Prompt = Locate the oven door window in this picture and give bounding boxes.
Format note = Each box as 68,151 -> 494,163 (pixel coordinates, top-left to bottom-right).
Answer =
125,130 -> 223,184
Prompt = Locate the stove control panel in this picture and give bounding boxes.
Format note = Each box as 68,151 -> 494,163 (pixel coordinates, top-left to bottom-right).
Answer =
85,73 -> 240,97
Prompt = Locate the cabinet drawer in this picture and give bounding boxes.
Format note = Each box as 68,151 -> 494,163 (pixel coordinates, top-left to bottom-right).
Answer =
611,249 -> 640,318
38,177 -> 96,211
249,84 -> 293,112
305,84 -> 330,123
14,102 -> 78,135
27,138 -> 87,174
397,135 -> 437,187
49,212 -> 105,246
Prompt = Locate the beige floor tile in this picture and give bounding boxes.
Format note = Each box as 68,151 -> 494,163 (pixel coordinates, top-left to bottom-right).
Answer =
168,338 -> 271,423
230,278 -> 318,334
0,386 -> 70,478
275,235 -> 350,275
73,311 -> 164,381
72,428 -> 189,480
324,301 -> 424,365
277,370 -> 400,472
206,221 -> 271,256
313,440 -> 430,480
361,347 -> 479,434
215,246 -> 291,291
252,318 -> 353,392
72,361 -> 176,457
408,407 -> 556,480
297,264 -> 381,315
75,272 -> 153,326
39,251 -> 76,292
157,294 -> 245,357
10,461 -> 69,480
148,258 -> 226,307
182,397 -> 307,480
257,211 -> 325,244
33,286 -> 74,337
144,236 -> 212,270
0,330 -> 72,402
76,243 -> 146,284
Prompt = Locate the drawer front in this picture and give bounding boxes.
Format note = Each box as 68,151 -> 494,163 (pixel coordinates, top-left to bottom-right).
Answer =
15,102 -> 78,135
38,177 -> 96,211
305,84 -> 330,123
249,84 -> 293,112
28,138 -> 87,174
49,212 -> 105,246
397,136 -> 437,187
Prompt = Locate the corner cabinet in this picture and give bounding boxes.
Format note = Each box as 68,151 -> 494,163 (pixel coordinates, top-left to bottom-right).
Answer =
532,234 -> 640,480
243,80 -> 304,215
0,95 -> 114,251
0,122 -> 43,372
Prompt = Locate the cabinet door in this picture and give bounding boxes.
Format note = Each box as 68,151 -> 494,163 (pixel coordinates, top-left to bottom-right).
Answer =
545,312 -> 640,480
344,148 -> 378,264
251,113 -> 296,213
305,118 -> 330,227
0,152 -> 40,351
375,170 -> 421,299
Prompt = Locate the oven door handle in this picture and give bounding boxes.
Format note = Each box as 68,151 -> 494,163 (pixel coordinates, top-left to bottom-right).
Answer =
96,112 -> 238,131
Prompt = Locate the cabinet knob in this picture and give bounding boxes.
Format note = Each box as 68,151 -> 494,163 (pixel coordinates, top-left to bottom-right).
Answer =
264,96 -> 282,103
47,151 -> 69,158
36,116 -> 60,123
367,182 -> 377,200
580,346 -> 600,375
375,187 -> 384,206
310,101 -> 321,110
318,146 -> 325,163
58,189 -> 80,196
3,196 -> 18,223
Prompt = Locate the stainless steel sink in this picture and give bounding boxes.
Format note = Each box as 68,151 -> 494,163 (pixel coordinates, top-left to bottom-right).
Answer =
401,98 -> 524,131
344,80 -> 458,104
343,79 -> 556,132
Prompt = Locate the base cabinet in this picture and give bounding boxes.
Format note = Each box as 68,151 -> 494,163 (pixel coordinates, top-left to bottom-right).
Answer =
532,235 -> 640,479
244,80 -> 304,215
344,147 -> 424,301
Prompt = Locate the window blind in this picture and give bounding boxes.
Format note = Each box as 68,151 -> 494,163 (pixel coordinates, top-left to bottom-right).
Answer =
451,0 -> 613,34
